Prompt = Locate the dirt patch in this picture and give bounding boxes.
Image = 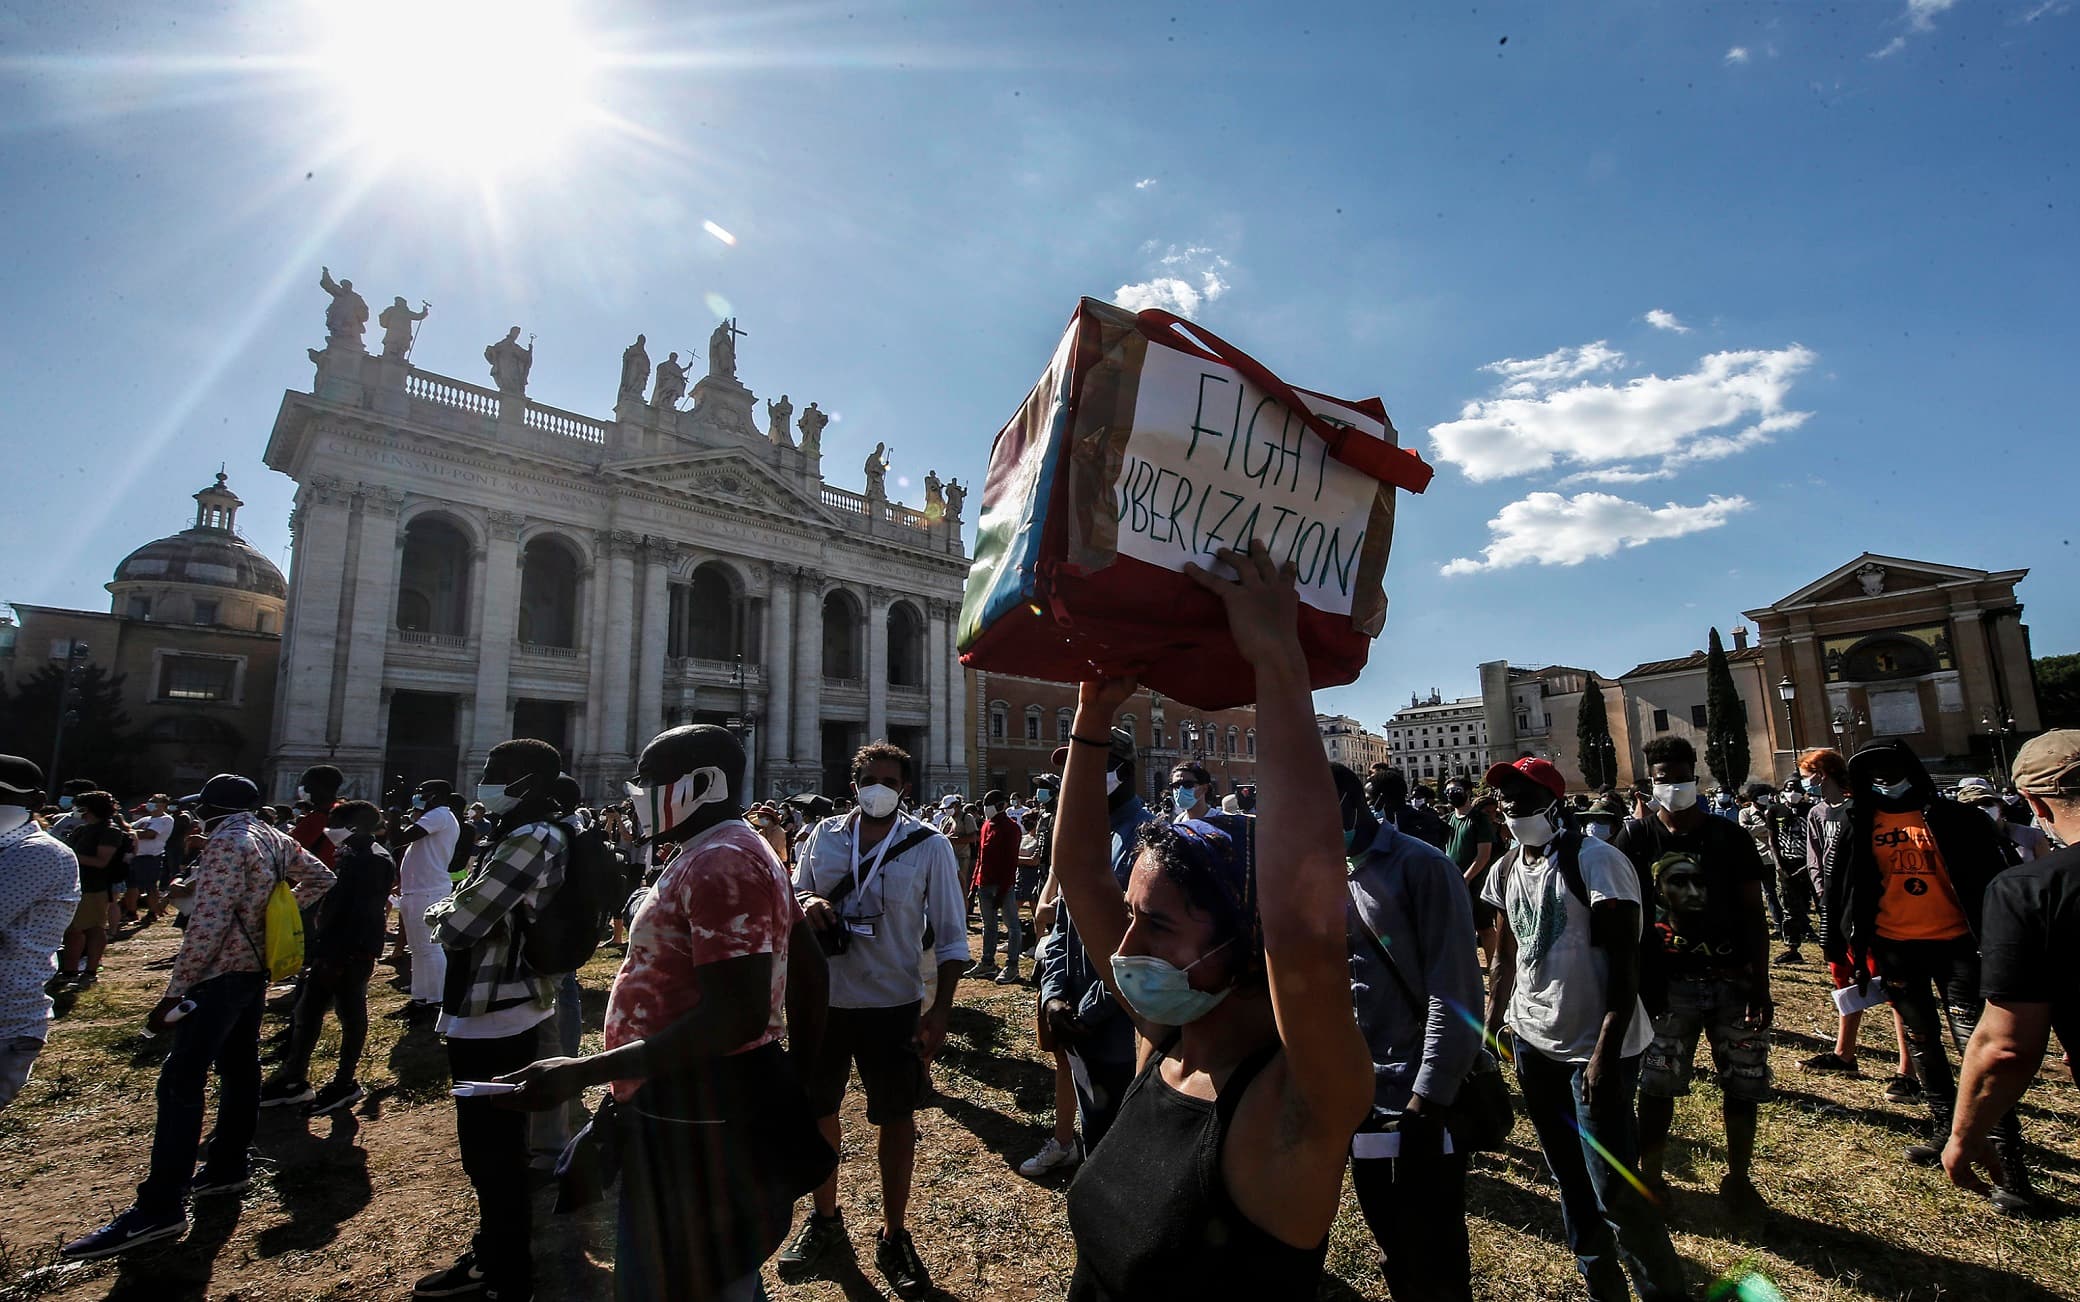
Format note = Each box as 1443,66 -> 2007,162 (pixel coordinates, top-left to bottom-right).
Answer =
2,918 -> 2075,1300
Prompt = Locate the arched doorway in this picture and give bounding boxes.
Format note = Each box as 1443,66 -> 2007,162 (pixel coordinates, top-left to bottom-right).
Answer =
517,536 -> 582,648
395,516 -> 472,636
886,601 -> 925,687
822,589 -> 863,680
669,562 -> 740,661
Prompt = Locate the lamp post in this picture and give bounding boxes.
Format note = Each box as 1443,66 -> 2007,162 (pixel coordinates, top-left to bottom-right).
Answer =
1980,710 -> 2016,778
45,640 -> 91,801
729,654 -> 758,794
1777,675 -> 1798,782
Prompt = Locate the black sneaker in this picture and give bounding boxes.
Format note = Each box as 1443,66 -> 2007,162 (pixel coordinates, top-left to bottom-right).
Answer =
1718,1173 -> 1768,1221
876,1227 -> 931,1301
1798,1051 -> 1859,1075
259,1077 -> 315,1108
415,1251 -> 488,1299
312,1079 -> 365,1116
189,1169 -> 252,1198
60,1205 -> 187,1260
1885,1074 -> 1923,1102
1772,947 -> 1805,966
776,1211 -> 844,1276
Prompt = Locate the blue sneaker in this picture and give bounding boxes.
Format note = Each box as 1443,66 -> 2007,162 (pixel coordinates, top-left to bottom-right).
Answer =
60,1206 -> 187,1260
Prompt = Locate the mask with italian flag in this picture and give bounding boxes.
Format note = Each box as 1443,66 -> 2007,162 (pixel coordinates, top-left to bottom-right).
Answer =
626,768 -> 728,840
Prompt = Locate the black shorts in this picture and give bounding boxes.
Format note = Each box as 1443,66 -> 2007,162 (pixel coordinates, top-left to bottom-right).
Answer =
803,1002 -> 928,1126
1469,876 -> 1497,931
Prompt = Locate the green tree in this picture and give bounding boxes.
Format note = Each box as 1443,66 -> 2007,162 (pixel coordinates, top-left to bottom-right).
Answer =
0,661 -> 142,797
2035,653 -> 2080,730
1703,627 -> 1751,794
1575,675 -> 1617,789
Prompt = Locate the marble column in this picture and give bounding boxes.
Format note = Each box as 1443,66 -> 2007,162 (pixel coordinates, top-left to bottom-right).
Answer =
793,569 -> 824,777
276,477 -> 353,757
580,535 -> 613,759
946,610 -> 968,778
866,586 -> 890,743
470,511 -> 525,758
765,569 -> 794,770
926,600 -> 950,770
338,485 -> 405,774
634,538 -> 673,751
599,530 -> 641,764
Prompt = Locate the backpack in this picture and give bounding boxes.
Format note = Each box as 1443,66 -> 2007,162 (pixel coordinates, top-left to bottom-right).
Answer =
233,830 -> 305,982
1545,824 -> 1670,1018
521,820 -> 616,975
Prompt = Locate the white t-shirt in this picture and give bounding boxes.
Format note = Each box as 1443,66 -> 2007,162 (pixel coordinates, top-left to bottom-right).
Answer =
399,804 -> 460,896
133,815 -> 175,858
1481,835 -> 1654,1064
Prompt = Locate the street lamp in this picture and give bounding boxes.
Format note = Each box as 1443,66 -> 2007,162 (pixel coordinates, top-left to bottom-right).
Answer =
1777,675 -> 1798,779
1980,710 -> 2017,778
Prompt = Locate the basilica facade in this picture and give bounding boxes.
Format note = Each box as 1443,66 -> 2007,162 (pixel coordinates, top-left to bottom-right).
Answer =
263,286 -> 971,802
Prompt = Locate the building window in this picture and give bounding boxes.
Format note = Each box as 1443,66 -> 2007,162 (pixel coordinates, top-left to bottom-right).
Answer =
990,702 -> 1008,741
1690,704 -> 1708,728
1025,708 -> 1041,741
159,655 -> 236,702
255,611 -> 276,634
1057,708 -> 1072,742
192,600 -> 219,626
126,597 -> 152,620
1653,708 -> 1670,732
1246,729 -> 1257,758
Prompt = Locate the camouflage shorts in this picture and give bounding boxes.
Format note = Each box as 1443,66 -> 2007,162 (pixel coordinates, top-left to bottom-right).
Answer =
1640,974 -> 1773,1102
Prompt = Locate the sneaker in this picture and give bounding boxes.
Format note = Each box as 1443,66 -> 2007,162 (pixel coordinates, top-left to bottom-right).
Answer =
1904,1138 -> 1943,1167
994,968 -> 1022,985
415,1251 -> 487,1299
312,1079 -> 365,1116
1718,1173 -> 1768,1220
259,1077 -> 315,1108
1019,1137 -> 1082,1178
60,1205 -> 187,1260
44,972 -> 74,996
1885,1074 -> 1923,1102
189,1169 -> 252,1198
1798,1051 -> 1859,1075
1772,947 -> 1805,966
73,970 -> 98,989
875,1227 -> 931,1301
776,1210 -> 845,1275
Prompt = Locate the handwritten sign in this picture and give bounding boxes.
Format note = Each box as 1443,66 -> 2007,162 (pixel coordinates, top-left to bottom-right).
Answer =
1109,343 -> 1383,616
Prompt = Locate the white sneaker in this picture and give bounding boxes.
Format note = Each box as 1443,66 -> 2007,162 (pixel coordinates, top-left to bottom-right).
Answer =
1018,1137 -> 1081,1178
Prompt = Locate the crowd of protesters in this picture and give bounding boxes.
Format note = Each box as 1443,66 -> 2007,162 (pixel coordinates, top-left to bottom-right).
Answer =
2,544 -> 2076,1301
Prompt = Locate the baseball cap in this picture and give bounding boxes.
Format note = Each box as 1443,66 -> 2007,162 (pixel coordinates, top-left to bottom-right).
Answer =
1483,757 -> 1566,802
1051,725 -> 1136,770
179,773 -> 262,811
1953,776 -> 2000,804
2011,729 -> 2080,797
0,755 -> 43,802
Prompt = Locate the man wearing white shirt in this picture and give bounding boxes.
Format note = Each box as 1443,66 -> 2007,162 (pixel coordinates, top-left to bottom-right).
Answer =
1480,757 -> 1686,1302
394,779 -> 457,1019
127,797 -> 175,924
0,756 -> 80,1111
779,742 -> 968,1301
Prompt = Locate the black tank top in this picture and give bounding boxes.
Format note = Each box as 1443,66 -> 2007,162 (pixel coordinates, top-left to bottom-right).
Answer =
1065,1041 -> 1329,1301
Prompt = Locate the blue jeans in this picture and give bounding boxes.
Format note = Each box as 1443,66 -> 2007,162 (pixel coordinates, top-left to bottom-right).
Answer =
137,971 -> 267,1214
557,971 -> 583,1057
1514,1044 -> 1686,1301
977,884 -> 1021,971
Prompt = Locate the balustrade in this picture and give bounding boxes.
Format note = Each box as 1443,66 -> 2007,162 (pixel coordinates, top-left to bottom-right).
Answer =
405,368 -> 500,416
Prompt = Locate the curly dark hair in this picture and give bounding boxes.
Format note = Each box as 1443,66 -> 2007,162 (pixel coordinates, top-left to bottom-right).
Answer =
851,741 -> 914,788
1133,815 -> 1261,969
1642,735 -> 1697,771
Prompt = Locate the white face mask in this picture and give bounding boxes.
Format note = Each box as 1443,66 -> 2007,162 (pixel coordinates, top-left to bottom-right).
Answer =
477,782 -> 521,814
626,767 -> 729,839
1105,769 -> 1123,796
983,804 -> 1000,819
1652,781 -> 1699,813
295,786 -> 309,803
1507,805 -> 1559,848
855,783 -> 901,820
323,826 -> 353,846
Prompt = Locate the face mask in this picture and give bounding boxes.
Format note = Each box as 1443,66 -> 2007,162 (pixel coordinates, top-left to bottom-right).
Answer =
1110,941 -> 1234,1026
627,767 -> 729,839
1802,776 -> 1825,798
1652,781 -> 1699,813
477,782 -> 521,814
323,826 -> 353,846
1105,770 -> 1122,796
1583,819 -> 1616,842
1447,790 -> 1468,807
412,796 -> 426,811
58,796 -> 73,810
1035,789 -> 1053,806
984,805 -> 1001,819
1507,806 -> 1559,848
295,786 -> 309,803
1980,804 -> 2003,824
1172,785 -> 1197,813
1344,825 -> 1362,852
1874,778 -> 1914,801
2004,794 -> 2024,807
855,783 -> 900,820
1411,796 -> 1429,810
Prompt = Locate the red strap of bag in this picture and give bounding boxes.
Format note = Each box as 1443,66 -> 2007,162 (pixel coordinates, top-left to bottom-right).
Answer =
1134,309 -> 1434,494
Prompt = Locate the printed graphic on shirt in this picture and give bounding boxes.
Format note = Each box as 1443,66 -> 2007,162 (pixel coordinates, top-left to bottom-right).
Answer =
1872,809 -> 1969,942
1652,854 -> 1742,969
1508,866 -> 1567,966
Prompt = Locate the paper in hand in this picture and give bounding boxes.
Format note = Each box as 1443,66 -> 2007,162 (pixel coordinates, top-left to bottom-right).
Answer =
1832,981 -> 1890,1016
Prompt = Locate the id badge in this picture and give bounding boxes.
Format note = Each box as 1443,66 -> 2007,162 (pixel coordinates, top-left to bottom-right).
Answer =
847,919 -> 877,940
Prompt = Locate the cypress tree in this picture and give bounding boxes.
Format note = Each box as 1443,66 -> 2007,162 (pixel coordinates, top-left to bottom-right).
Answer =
1704,627 -> 1751,794
1575,675 -> 1616,789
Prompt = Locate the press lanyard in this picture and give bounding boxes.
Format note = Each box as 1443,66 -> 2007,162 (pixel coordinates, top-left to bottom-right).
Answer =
847,814 -> 908,913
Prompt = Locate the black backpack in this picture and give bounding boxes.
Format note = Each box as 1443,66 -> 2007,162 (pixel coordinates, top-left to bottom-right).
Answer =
522,820 -> 619,975
1546,824 -> 1670,1018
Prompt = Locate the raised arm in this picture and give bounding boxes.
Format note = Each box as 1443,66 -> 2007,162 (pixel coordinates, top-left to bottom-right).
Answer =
1185,541 -> 1372,1128
1054,680 -> 1139,988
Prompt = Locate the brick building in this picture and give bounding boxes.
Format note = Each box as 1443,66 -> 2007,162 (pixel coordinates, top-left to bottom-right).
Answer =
973,672 -> 1258,804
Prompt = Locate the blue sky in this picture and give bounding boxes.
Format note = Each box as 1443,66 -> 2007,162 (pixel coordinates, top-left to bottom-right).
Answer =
4,0 -> 2075,730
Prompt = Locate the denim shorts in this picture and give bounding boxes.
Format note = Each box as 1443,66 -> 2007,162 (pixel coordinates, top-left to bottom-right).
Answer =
1640,973 -> 1772,1102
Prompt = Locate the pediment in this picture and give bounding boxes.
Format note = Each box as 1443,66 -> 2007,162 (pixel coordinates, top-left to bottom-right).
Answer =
1762,553 -> 2008,610
615,450 -> 829,520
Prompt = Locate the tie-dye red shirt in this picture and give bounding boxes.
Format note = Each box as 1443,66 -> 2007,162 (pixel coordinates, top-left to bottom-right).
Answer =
603,819 -> 798,1101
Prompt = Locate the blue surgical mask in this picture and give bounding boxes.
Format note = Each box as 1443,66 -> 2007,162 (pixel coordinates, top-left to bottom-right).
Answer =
412,796 -> 427,810
58,796 -> 73,810
1172,784 -> 1198,813
477,783 -> 520,814
1874,778 -> 1914,801
1802,776 -> 1824,798
1035,788 -> 1053,806
1110,941 -> 1234,1026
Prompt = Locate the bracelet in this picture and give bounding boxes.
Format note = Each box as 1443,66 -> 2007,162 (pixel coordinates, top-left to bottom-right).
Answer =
1070,734 -> 1114,748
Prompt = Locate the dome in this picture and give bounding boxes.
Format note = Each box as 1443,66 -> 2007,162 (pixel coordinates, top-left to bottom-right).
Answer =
113,531 -> 287,599
110,472 -> 287,600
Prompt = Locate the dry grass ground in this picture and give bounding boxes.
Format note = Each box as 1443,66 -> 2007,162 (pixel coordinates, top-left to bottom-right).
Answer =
0,912 -> 2074,1301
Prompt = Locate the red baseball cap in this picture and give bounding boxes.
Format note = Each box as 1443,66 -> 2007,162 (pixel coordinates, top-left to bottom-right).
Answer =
1484,757 -> 1566,801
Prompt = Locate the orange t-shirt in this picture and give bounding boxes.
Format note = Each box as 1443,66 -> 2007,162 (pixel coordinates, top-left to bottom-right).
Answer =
1872,809 -> 1969,942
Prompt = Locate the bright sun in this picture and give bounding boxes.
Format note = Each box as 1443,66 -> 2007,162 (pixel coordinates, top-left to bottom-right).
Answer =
310,0 -> 600,180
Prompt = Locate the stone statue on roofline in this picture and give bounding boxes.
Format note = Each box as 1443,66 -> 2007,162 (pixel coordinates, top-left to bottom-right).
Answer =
708,318 -> 743,380
944,479 -> 966,520
379,296 -> 429,361
318,266 -> 368,347
619,334 -> 651,405
652,352 -> 688,409
485,326 -> 533,395
924,470 -> 944,515
797,403 -> 828,457
865,442 -> 890,497
767,394 -> 794,446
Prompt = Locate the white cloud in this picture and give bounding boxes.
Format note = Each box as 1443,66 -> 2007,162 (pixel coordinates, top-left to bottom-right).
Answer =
1113,245 -> 1230,316
1134,177 -> 1158,189
1871,35 -> 1909,57
1556,465 -> 1676,487
1873,0 -> 1956,55
1427,341 -> 1816,482
2020,0 -> 2070,20
1644,308 -> 1690,333
1442,492 -> 1750,575
1725,46 -> 1751,64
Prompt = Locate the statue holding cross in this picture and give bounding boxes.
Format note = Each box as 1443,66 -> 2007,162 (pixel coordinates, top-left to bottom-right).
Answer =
707,317 -> 747,381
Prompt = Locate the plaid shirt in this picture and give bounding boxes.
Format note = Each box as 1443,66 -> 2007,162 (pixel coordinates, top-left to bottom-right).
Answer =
425,819 -> 568,1019
168,812 -> 335,999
